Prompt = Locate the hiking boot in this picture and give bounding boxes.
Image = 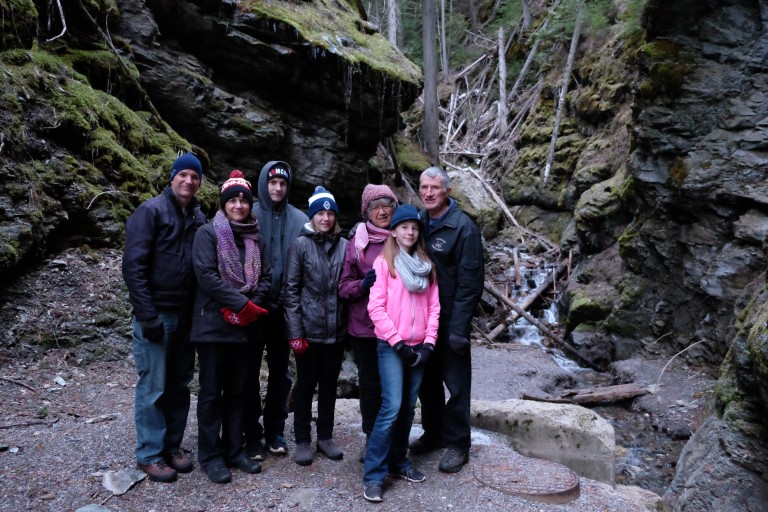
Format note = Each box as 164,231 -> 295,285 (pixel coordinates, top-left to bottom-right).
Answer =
317,438 -> 343,460
268,435 -> 288,455
363,481 -> 384,502
388,467 -> 426,483
227,455 -> 262,474
294,442 -> 313,466
165,448 -> 193,473
438,447 -> 469,473
247,441 -> 266,461
205,464 -> 231,484
408,434 -> 446,455
137,460 -> 177,483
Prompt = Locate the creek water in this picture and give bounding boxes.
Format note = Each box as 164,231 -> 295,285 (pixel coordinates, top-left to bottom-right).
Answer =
495,249 -> 679,496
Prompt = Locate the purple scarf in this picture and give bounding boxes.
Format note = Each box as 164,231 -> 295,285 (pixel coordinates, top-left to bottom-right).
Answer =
213,210 -> 261,295
354,221 -> 390,261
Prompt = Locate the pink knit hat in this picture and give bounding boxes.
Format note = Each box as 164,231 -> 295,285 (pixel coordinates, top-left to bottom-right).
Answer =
360,184 -> 398,216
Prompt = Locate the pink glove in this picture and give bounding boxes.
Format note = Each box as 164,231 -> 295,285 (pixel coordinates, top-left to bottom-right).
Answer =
288,337 -> 309,356
221,301 -> 268,327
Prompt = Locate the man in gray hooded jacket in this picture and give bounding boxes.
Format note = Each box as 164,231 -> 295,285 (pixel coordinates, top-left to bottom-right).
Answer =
244,161 -> 308,458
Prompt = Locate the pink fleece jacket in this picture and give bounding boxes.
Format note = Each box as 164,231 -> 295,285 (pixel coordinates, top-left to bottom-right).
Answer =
366,255 -> 440,347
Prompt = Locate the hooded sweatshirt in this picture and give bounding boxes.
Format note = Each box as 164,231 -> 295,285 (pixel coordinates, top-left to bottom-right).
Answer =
253,161 -> 309,303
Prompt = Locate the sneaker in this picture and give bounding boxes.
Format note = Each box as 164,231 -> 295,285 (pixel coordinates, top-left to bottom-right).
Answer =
227,455 -> 262,474
268,435 -> 288,455
439,447 -> 469,473
165,448 -> 193,473
205,464 -> 232,484
317,438 -> 343,460
388,467 -> 426,483
409,434 -> 446,455
137,460 -> 177,483
247,441 -> 266,461
363,481 -> 384,502
294,442 -> 313,466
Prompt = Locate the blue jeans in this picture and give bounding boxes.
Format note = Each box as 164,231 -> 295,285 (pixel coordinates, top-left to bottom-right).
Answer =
132,311 -> 195,464
363,340 -> 425,484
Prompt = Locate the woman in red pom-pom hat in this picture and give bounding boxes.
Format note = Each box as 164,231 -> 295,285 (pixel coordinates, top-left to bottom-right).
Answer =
190,170 -> 272,483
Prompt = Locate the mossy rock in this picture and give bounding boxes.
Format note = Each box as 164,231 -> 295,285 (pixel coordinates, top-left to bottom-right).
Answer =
0,0 -> 38,50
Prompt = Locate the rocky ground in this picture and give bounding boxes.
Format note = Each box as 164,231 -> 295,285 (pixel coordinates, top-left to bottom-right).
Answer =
0,247 -> 718,511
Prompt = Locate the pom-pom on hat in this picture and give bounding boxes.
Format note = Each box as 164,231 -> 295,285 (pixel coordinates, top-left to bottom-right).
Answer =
170,152 -> 203,181
389,204 -> 423,230
360,184 -> 398,216
220,170 -> 253,208
307,185 -> 338,218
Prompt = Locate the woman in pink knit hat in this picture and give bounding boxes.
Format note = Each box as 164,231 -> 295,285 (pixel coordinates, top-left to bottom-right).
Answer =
338,184 -> 399,462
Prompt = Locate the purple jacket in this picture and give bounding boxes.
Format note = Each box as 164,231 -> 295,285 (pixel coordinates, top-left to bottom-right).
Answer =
338,228 -> 387,337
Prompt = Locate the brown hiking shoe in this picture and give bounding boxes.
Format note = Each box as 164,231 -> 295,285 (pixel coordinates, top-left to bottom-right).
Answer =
165,448 -> 193,473
137,460 -> 178,482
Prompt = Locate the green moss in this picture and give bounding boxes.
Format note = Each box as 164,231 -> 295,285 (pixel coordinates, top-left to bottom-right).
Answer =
393,134 -> 432,174
240,0 -> 421,85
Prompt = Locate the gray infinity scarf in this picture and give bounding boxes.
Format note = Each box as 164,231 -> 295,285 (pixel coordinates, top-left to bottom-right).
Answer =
394,248 -> 432,293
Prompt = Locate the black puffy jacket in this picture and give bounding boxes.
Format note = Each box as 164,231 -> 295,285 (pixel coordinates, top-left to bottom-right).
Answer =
189,222 -> 272,343
419,203 -> 485,338
282,226 -> 348,344
122,187 -> 206,321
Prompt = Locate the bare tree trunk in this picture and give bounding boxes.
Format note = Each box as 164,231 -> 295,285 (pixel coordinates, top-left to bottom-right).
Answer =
440,0 -> 449,81
497,26 -> 508,134
522,0 -> 532,30
466,0 -> 478,32
421,0 -> 440,162
543,0 -> 583,185
386,0 -> 398,45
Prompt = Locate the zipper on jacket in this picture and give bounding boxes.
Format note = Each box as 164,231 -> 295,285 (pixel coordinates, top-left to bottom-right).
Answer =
409,292 -> 416,343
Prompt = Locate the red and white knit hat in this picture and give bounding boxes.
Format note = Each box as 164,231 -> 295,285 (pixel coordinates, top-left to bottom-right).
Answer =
220,170 -> 253,207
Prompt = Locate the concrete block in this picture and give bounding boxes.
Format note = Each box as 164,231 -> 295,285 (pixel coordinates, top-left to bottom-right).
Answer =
471,399 -> 615,484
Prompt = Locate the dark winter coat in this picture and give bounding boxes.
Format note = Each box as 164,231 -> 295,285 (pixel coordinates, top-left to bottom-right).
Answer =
122,186 -> 206,321
190,221 -> 272,343
282,225 -> 348,344
419,202 -> 484,338
253,161 -> 308,305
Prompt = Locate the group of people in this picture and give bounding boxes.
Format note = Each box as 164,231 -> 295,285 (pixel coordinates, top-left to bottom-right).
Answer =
121,152 -> 484,502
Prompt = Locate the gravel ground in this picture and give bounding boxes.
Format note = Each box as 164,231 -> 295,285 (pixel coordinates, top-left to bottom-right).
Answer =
0,348 -> 661,512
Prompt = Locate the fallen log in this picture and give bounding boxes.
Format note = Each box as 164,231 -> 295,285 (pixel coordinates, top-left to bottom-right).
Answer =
559,383 -> 650,405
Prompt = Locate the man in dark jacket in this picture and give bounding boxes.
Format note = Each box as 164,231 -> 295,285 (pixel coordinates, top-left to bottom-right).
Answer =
122,152 -> 206,483
411,166 -> 484,474
243,161 -> 308,458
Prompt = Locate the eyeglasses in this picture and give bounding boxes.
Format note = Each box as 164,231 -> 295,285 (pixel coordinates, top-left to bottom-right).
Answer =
370,204 -> 394,213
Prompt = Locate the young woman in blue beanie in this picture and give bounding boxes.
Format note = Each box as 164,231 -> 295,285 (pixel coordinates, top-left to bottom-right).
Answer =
362,204 -> 440,503
190,170 -> 272,484
282,186 -> 349,466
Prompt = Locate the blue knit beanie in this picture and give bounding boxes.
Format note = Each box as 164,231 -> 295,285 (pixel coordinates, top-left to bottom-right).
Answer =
170,153 -> 203,181
307,186 -> 338,218
389,204 -> 423,230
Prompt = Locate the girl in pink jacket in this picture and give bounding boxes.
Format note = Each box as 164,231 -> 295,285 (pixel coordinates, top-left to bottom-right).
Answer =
362,204 -> 440,503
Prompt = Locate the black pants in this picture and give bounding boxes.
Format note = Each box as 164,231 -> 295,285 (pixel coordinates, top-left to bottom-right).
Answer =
417,331 -> 472,450
351,336 -> 381,435
244,312 -> 292,447
292,342 -> 345,444
196,343 -> 249,468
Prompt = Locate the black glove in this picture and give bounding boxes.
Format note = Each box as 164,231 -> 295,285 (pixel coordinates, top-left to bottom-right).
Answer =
140,317 -> 165,343
414,343 -> 434,366
448,334 -> 470,356
360,268 -> 376,291
393,341 -> 419,366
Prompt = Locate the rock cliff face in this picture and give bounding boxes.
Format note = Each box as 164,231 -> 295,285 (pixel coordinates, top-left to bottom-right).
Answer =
0,0 -> 420,280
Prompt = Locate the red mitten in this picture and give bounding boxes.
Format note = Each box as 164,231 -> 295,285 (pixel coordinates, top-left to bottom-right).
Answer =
288,337 -> 309,356
221,301 -> 268,327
